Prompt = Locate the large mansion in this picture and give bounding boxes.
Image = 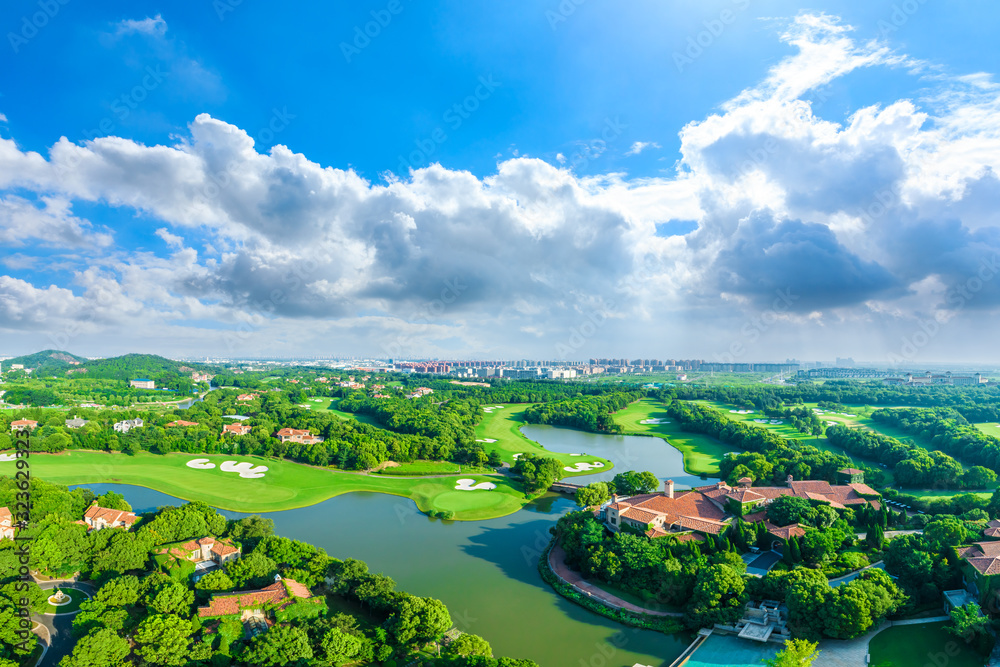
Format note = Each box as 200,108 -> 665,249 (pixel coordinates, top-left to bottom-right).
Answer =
275,428 -> 323,444
83,503 -> 138,531
604,471 -> 881,542
0,507 -> 14,540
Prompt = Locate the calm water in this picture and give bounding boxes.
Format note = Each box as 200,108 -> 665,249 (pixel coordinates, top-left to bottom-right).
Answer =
520,424 -> 719,489
75,483 -> 689,667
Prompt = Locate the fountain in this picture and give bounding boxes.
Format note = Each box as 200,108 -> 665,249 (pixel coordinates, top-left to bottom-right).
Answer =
47,588 -> 71,607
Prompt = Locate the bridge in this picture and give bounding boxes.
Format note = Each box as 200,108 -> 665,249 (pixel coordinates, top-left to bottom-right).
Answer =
550,481 -> 584,494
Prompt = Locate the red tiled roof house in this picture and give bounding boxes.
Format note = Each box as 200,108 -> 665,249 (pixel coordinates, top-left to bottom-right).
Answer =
83,503 -> 137,531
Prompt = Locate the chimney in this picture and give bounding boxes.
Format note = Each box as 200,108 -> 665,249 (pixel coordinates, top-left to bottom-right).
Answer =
665,479 -> 675,499
786,474 -> 794,485
611,494 -> 619,504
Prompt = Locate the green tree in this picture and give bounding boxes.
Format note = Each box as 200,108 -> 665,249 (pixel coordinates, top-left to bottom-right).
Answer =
763,639 -> 820,667
447,633 -> 493,658
767,496 -> 814,526
611,471 -> 659,495
866,524 -> 884,550
321,627 -> 364,665
94,575 -> 139,607
194,570 -> 234,594
134,614 -> 193,666
684,564 -> 747,629
575,482 -> 611,508
242,625 -> 313,666
58,628 -> 129,667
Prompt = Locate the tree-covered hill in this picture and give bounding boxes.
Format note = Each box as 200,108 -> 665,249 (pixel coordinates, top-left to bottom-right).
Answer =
2,349 -> 88,372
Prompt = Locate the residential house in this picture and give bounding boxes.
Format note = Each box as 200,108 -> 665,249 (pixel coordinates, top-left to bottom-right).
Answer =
166,420 -> 200,428
65,417 -> 89,429
237,393 -> 259,402
223,423 -> 253,436
130,379 -> 156,389
604,472 -> 880,541
113,418 -> 144,433
180,536 -> 241,565
275,428 -> 323,445
985,520 -> 1000,539
957,542 -> 1000,604
197,576 -> 319,620
9,419 -> 38,431
83,503 -> 137,531
0,507 -> 15,540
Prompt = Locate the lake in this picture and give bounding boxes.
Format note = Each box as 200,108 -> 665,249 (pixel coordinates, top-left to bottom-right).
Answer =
520,424 -> 719,489
75,483 -> 689,667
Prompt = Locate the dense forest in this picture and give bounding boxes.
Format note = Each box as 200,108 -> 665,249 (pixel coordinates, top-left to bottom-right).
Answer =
871,407 -> 1000,472
522,392 -> 644,433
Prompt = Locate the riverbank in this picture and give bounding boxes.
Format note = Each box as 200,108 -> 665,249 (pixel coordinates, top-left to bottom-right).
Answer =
612,399 -> 731,476
539,538 -> 685,634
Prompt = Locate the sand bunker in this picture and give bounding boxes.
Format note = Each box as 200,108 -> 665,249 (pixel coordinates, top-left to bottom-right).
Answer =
730,409 -> 755,414
512,453 -> 524,460
187,458 -> 268,478
0,453 -> 16,462
640,418 -> 669,424
563,462 -> 605,472
769,420 -> 784,425
455,479 -> 497,491
827,421 -> 837,426
220,461 -> 269,479
475,438 -> 498,443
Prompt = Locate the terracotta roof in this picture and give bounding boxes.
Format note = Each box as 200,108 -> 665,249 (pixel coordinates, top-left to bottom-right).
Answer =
0,507 -> 10,521
765,522 -> 807,540
10,420 -> 37,427
725,488 -> 765,503
211,541 -> 240,557
83,505 -> 137,526
743,510 -> 768,524
621,507 -> 660,524
738,477 -> 753,484
197,579 -> 311,618
848,483 -> 880,497
672,533 -> 706,543
223,423 -> 252,435
166,420 -> 200,427
839,468 -> 865,475
985,527 -> 1000,538
959,542 -> 1000,576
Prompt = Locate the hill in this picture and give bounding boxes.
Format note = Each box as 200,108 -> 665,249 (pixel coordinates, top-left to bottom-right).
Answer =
2,349 -> 88,372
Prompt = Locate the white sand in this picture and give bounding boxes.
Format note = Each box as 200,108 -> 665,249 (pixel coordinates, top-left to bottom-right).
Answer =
186,459 -> 216,470
826,421 -> 837,426
220,461 -> 269,479
639,418 -> 669,424
769,420 -> 784,425
475,438 -> 498,443
563,461 -> 605,472
455,479 -> 497,491
0,453 -> 16,462
729,409 -> 755,414
512,453 -> 524,460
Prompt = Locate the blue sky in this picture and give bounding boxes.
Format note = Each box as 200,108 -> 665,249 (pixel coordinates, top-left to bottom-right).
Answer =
2,1 -> 1000,363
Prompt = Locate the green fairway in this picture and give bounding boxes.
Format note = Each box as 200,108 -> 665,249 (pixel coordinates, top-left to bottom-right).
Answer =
1,450 -> 529,520
473,406 -> 612,475
298,397 -> 379,426
869,622 -> 986,667
975,422 -> 1000,439
612,399 -> 732,475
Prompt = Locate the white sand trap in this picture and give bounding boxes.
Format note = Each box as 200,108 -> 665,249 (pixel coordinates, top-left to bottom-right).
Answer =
187,459 -> 216,470
640,418 -> 669,424
299,404 -> 311,408
729,409 -> 755,414
753,419 -> 768,424
220,461 -> 269,479
0,453 -> 15,462
475,438 -> 497,443
455,479 -> 496,491
512,453 -> 524,460
494,406 -> 505,409
769,420 -> 784,425
564,462 -> 605,472
826,421 -> 837,426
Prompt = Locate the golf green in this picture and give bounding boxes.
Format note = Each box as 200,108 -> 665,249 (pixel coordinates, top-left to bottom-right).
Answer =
1,450 -> 528,521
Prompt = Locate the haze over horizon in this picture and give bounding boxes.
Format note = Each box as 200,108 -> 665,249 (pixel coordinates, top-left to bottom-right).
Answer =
3,2 -> 1000,363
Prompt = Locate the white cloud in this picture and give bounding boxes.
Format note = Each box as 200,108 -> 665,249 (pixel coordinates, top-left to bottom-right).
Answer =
113,14 -> 168,39
4,12 -> 1000,361
625,141 -> 660,156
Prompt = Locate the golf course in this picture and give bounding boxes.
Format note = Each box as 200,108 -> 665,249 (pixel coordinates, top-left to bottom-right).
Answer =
612,398 -> 732,475
473,404 -> 613,474
0,450 -> 531,520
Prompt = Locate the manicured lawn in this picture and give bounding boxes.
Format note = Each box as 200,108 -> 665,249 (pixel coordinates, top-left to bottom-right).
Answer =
298,397 -> 379,426
42,587 -> 88,614
378,460 -> 465,475
613,399 -> 732,475
869,622 -> 986,667
1,450 -> 529,521
473,406 -> 613,475
975,422 -> 1000,439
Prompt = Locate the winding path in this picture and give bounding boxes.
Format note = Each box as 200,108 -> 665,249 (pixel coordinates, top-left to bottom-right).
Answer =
547,543 -> 681,617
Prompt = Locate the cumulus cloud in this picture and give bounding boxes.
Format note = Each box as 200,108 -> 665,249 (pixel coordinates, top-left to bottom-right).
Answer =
113,14 -> 168,39
4,11 -> 1000,361
625,141 -> 660,156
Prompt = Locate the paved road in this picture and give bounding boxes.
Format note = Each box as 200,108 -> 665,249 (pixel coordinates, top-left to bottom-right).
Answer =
829,561 -> 885,587
33,580 -> 93,667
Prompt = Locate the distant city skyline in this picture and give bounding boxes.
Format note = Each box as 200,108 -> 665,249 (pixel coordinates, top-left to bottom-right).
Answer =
3,3 -> 1000,362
